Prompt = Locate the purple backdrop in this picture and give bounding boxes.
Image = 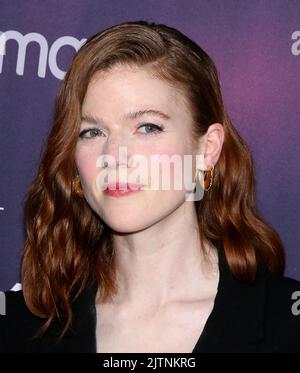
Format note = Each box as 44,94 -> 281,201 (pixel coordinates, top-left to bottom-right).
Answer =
0,0 -> 299,290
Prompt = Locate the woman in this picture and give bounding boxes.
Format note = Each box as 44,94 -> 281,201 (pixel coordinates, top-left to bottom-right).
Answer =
0,20 -> 299,353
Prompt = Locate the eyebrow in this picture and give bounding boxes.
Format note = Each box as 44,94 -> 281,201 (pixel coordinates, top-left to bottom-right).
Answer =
80,109 -> 171,125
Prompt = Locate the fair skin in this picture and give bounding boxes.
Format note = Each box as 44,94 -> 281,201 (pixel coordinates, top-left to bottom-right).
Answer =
75,64 -> 224,352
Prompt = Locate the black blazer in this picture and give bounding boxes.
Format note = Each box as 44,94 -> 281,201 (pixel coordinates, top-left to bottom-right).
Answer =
1,247 -> 300,353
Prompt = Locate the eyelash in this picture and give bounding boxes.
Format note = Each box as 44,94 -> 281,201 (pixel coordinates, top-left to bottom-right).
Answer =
78,123 -> 164,139
137,123 -> 164,136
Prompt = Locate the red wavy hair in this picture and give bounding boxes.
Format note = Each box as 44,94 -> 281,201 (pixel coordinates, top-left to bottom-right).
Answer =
21,20 -> 285,337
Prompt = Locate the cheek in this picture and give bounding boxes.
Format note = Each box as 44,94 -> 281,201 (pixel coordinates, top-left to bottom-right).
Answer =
141,140 -> 189,189
141,139 -> 187,159
75,146 -> 99,182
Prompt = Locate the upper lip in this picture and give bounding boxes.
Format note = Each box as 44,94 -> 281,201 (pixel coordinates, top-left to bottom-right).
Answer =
106,182 -> 144,190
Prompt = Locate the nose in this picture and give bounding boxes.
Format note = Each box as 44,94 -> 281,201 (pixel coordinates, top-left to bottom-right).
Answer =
101,133 -> 131,168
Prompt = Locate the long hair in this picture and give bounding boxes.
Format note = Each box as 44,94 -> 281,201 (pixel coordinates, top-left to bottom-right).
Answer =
21,20 -> 285,337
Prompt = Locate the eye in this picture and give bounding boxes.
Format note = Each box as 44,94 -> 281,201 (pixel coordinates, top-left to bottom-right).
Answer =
79,128 -> 105,139
137,123 -> 164,135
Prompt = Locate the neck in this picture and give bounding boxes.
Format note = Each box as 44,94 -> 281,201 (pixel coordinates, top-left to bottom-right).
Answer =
108,201 -> 219,308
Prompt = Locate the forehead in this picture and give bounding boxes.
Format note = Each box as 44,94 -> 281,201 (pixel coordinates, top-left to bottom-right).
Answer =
83,64 -> 188,113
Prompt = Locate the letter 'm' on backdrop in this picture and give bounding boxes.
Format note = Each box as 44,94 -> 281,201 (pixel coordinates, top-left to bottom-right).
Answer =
0,0 -> 299,290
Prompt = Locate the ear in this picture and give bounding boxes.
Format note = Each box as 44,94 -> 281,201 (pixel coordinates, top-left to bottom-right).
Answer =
196,123 -> 224,169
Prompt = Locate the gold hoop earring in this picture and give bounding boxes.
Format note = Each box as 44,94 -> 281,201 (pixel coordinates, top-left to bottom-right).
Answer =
72,174 -> 85,198
196,164 -> 214,192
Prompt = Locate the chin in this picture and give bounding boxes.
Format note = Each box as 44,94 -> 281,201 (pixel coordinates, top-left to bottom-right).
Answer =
103,218 -> 150,234
93,203 -> 145,231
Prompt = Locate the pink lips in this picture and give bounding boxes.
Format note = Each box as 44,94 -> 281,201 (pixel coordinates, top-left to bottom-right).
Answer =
103,182 -> 144,197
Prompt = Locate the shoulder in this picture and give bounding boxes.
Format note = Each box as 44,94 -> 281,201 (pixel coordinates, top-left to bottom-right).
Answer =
263,271 -> 300,344
250,269 -> 300,352
262,269 -> 300,316
219,247 -> 300,330
265,270 -> 300,299
213,252 -> 300,352
0,284 -> 97,352
0,289 -> 45,352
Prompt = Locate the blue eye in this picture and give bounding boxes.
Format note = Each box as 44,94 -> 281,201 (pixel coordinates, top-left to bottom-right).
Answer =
137,123 -> 164,135
79,128 -> 105,139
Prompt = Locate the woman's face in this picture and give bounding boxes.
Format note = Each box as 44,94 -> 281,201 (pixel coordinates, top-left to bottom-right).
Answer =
75,64 -> 200,233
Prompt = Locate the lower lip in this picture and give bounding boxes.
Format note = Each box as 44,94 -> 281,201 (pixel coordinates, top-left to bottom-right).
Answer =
103,184 -> 143,198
